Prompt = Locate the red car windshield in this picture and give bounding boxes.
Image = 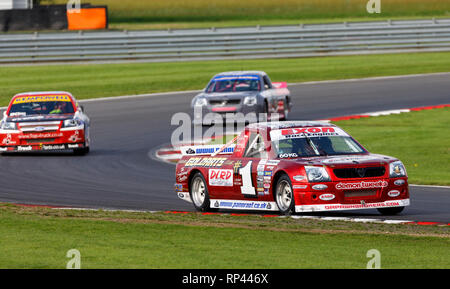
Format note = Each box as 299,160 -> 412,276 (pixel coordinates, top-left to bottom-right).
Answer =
273,136 -> 366,157
9,101 -> 75,116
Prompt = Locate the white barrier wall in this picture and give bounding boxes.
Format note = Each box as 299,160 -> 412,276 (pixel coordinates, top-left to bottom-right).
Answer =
0,0 -> 32,10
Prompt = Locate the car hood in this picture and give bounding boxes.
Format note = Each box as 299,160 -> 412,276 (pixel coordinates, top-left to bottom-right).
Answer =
6,114 -> 75,123
290,154 -> 397,167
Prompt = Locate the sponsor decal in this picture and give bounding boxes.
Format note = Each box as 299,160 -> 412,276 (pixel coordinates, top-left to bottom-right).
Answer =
293,185 -> 308,189
278,153 -> 298,158
319,194 -> 335,201
233,160 -> 242,174
13,95 -> 71,104
2,134 -> 16,145
263,183 -> 271,189
335,180 -> 388,190
322,156 -> 380,164
295,199 -> 410,212
42,144 -> 65,150
312,184 -> 328,190
69,131 -> 83,143
271,127 -> 349,141
174,184 -> 183,192
17,146 -> 33,151
185,157 -> 226,167
211,199 -> 278,211
67,144 -> 80,149
263,171 -> 272,177
18,133 -> 63,140
388,190 -> 401,198
394,179 -> 406,186
293,175 -> 306,182
266,160 -> 280,166
209,169 -> 233,187
181,145 -> 235,156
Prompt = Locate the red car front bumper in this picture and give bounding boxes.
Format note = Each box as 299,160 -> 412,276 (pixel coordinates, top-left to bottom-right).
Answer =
293,177 -> 410,213
0,128 -> 86,152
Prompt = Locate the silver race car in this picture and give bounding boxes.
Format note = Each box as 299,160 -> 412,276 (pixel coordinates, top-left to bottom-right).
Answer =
192,71 -> 291,125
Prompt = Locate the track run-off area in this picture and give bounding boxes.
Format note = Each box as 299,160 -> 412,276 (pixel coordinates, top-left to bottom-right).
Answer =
0,72 -> 449,223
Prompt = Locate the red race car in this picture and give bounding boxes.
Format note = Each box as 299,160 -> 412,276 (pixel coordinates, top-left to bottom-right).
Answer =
0,92 -> 90,155
175,121 -> 410,215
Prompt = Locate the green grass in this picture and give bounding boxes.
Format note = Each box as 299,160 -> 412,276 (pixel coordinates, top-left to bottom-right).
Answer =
0,204 -> 448,269
1,51 -> 450,106
337,107 -> 450,186
43,0 -> 450,27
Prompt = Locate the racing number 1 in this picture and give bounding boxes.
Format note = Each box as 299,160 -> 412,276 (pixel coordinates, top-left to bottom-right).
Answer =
239,161 -> 256,196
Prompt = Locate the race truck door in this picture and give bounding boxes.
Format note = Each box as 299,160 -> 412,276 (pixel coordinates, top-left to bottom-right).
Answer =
230,131 -> 270,200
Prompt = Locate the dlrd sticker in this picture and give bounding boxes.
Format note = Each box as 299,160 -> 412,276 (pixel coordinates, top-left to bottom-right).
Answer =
209,169 -> 233,187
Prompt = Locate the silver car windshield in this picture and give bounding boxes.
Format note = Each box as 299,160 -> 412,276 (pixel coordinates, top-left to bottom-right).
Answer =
206,78 -> 261,93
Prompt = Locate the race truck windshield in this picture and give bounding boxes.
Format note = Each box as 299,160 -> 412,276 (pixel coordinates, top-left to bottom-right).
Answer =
270,127 -> 366,158
206,76 -> 261,93
9,96 -> 75,116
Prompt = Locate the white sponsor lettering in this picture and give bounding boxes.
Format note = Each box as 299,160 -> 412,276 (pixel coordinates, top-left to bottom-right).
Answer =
336,180 -> 388,190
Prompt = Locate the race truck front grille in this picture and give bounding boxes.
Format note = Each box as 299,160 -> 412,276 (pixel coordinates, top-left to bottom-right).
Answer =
26,139 -> 56,144
344,190 -> 377,198
209,99 -> 241,106
334,167 -> 386,179
19,121 -> 61,133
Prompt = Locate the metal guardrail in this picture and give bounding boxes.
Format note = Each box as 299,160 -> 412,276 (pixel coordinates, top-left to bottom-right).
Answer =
0,18 -> 450,64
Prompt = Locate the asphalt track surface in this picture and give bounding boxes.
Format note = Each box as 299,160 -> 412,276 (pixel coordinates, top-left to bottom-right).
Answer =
0,73 -> 449,222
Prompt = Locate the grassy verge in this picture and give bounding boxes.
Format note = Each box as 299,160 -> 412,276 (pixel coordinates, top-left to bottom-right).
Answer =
0,204 -> 448,269
1,52 -> 450,106
44,0 -> 450,27
337,107 -> 450,186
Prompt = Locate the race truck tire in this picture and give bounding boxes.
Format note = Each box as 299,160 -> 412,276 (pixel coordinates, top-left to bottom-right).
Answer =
73,145 -> 90,156
377,206 -> 405,215
274,174 -> 295,215
189,172 -> 213,212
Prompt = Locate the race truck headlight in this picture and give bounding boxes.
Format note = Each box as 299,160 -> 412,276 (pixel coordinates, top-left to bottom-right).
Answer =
63,119 -> 82,128
243,96 -> 257,106
1,121 -> 16,130
194,98 -> 208,107
305,166 -> 331,182
389,161 -> 407,178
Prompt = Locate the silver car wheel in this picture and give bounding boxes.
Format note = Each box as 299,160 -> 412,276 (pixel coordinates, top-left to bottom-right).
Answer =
276,180 -> 293,211
191,176 -> 206,207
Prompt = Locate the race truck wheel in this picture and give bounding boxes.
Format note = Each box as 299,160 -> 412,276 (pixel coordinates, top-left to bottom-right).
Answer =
73,145 -> 90,155
275,174 -> 295,215
190,172 -> 212,212
377,206 -> 405,215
